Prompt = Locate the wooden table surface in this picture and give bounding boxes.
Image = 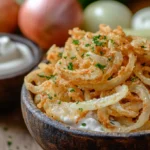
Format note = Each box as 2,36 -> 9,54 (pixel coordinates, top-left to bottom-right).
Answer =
0,107 -> 43,150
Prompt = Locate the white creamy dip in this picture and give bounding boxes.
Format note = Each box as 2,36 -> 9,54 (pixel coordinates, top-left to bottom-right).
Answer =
60,111 -> 120,132
74,111 -> 104,132
0,36 -> 33,76
60,111 -> 105,132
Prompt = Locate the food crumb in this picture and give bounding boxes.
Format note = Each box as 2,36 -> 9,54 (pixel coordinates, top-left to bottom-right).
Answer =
7,141 -> 12,147
3,127 -> 8,131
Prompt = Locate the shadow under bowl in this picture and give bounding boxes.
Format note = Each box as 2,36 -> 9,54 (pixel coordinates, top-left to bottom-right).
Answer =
0,33 -> 42,112
21,85 -> 150,150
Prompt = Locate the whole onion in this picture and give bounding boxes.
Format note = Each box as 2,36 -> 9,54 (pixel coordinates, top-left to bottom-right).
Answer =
18,0 -> 83,50
0,0 -> 19,33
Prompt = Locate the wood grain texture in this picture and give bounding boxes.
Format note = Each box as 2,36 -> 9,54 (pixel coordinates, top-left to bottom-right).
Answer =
21,85 -> 150,150
0,108 -> 42,150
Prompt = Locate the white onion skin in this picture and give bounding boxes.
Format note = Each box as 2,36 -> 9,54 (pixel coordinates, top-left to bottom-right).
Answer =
132,7 -> 150,30
18,0 -> 83,50
83,1 -> 132,32
0,0 -> 19,32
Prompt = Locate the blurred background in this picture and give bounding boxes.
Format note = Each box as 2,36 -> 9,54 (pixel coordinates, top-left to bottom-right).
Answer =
1,0 -> 150,51
0,0 -> 150,150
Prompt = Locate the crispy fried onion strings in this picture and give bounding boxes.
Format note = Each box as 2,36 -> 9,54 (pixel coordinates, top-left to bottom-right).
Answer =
134,63 -> 150,86
118,84 -> 150,132
25,24 -> 150,133
81,52 -> 136,90
97,83 -> 150,132
43,85 -> 128,124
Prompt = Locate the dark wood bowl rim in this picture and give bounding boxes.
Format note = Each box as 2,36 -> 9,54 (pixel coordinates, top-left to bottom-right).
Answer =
22,84 -> 150,138
0,33 -> 42,79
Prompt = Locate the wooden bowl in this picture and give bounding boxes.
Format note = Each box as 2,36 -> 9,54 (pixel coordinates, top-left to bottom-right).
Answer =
0,33 -> 42,111
21,85 -> 150,150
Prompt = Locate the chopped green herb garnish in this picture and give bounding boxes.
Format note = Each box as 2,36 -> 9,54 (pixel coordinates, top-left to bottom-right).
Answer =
85,43 -> 90,47
58,101 -> 61,104
50,75 -> 57,81
76,101 -> 79,104
59,61 -> 62,64
110,39 -> 115,44
69,88 -> 75,92
72,39 -> 79,45
93,35 -> 105,46
68,62 -> 73,70
64,56 -> 67,59
71,56 -> 76,60
37,74 -> 56,80
103,36 -> 107,40
130,76 -> 137,82
81,123 -> 86,126
95,63 -> 106,71
54,94 -> 57,97
58,52 -> 63,58
94,41 -> 104,46
141,45 -> 146,48
50,75 -> 56,81
47,94 -> 53,100
86,53 -> 90,56
79,108 -> 83,112
37,74 -> 48,79
7,141 -> 12,147
93,35 -> 101,41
